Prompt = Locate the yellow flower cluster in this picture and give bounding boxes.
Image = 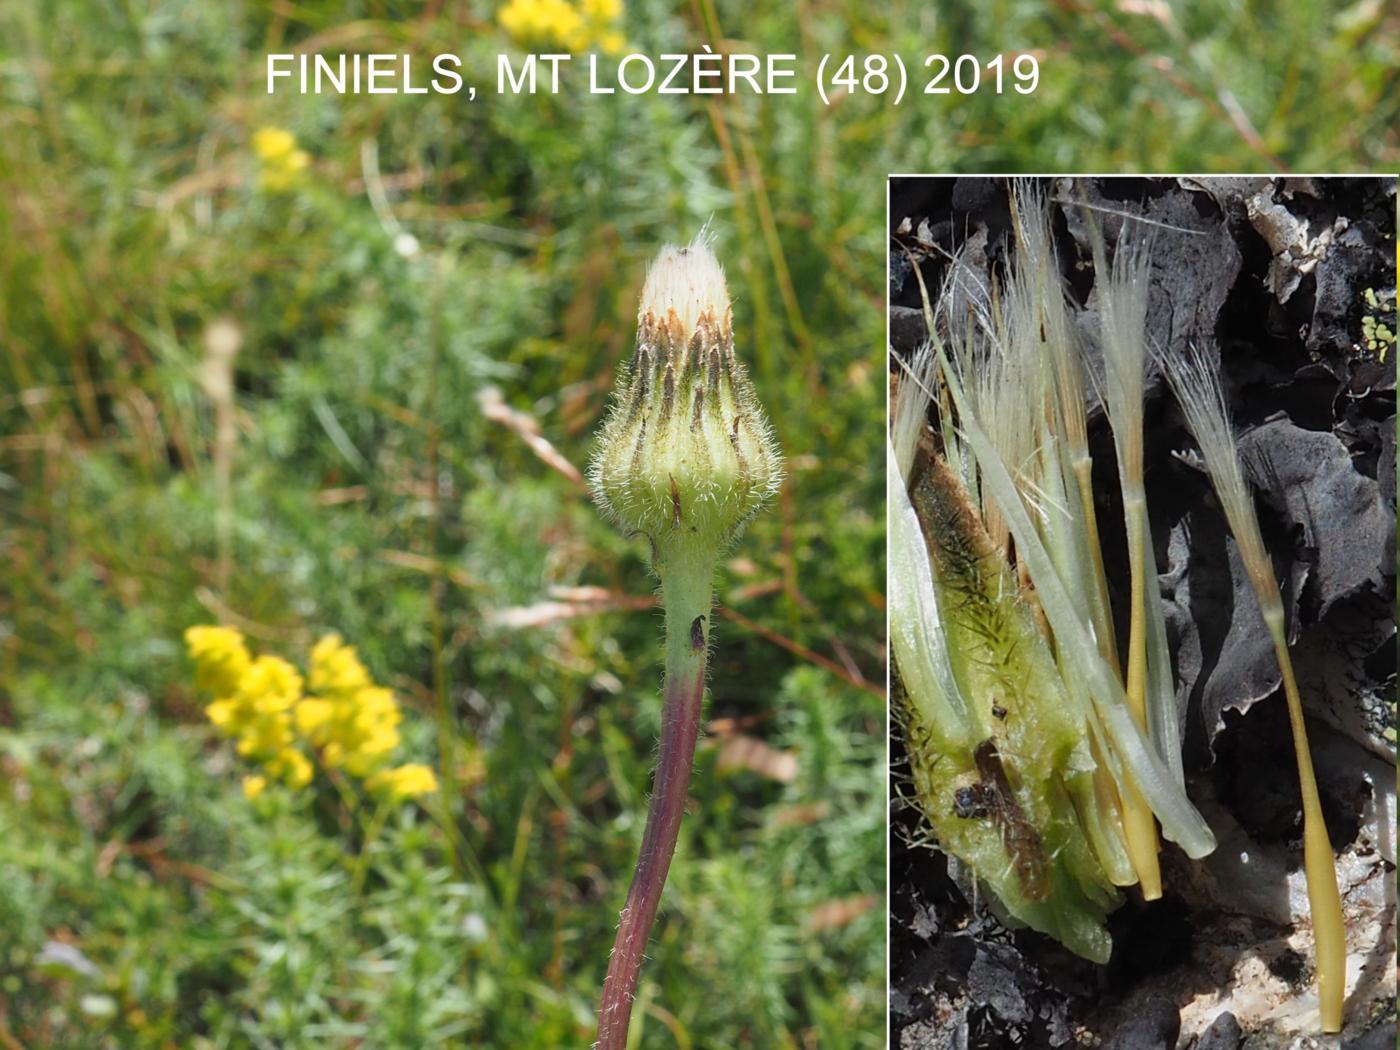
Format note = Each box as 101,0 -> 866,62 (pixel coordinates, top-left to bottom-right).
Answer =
498,0 -> 624,54
295,634 -> 402,777
251,126 -> 310,193
366,763 -> 440,801
186,626 -> 438,803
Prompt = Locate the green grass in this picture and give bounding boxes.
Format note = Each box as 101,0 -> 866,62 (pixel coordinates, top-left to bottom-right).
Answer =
0,0 -> 1394,1046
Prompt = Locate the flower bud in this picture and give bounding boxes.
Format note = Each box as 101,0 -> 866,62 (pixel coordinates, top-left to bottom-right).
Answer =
591,238 -> 782,553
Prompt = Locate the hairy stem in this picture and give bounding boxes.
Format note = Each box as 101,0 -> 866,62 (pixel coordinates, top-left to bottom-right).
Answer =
595,550 -> 714,1050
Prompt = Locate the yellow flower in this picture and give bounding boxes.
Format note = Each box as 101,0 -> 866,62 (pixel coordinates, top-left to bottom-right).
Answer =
497,0 -> 622,53
206,653 -> 303,778
301,637 -> 404,776
205,698 -> 238,731
499,0 -> 579,44
240,654 -> 303,713
579,0 -> 621,21
234,712 -> 294,758
252,127 -> 295,162
252,126 -> 310,193
309,634 -> 372,696
268,747 -> 313,789
189,622 -> 433,802
185,625 -> 251,697
320,685 -> 402,775
366,763 -> 439,801
577,0 -> 624,52
293,696 -> 335,738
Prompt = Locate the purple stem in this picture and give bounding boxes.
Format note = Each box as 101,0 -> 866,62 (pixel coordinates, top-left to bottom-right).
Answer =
594,655 -> 707,1049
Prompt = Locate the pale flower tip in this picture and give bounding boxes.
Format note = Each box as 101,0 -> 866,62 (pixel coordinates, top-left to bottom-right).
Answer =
638,237 -> 731,340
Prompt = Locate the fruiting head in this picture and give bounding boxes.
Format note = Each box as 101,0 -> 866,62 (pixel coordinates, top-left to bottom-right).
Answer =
591,238 -> 782,554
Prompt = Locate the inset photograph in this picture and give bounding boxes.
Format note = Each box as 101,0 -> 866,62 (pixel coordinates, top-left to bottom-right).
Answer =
888,176 -> 1396,1047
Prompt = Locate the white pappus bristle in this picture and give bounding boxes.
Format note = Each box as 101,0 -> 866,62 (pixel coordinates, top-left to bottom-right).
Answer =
638,235 -> 731,339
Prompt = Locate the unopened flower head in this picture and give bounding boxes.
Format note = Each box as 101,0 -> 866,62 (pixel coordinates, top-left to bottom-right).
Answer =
591,237 -> 782,553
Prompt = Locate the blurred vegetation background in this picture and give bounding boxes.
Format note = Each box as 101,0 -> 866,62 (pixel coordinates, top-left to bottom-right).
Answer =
0,0 -> 1394,1047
